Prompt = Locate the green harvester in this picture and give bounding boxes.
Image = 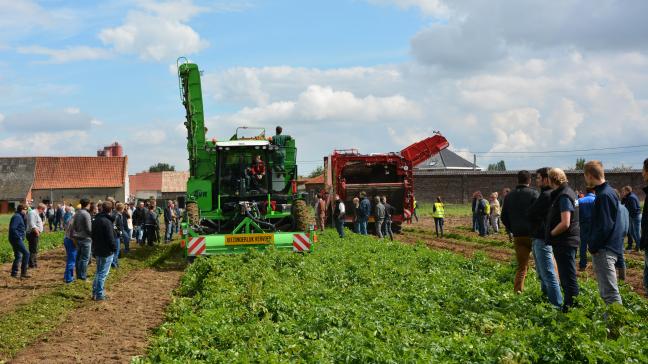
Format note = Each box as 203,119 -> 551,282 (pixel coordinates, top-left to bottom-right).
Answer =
177,59 -> 314,258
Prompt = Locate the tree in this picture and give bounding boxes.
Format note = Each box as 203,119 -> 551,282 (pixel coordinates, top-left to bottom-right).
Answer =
149,163 -> 175,172
307,166 -> 324,178
575,158 -> 586,170
487,160 -> 506,171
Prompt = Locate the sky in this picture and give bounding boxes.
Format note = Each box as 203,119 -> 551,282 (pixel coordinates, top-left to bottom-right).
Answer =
1,0 -> 648,175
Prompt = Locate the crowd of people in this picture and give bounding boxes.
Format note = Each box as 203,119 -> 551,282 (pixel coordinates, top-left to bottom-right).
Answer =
315,191 -> 414,241
498,159 -> 648,311
7,197 -> 183,301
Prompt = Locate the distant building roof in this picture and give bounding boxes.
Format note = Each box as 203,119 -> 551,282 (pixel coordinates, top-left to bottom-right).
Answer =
129,171 -> 189,195
161,171 -> 190,192
32,157 -> 127,189
0,158 -> 36,200
301,174 -> 324,185
415,149 -> 481,171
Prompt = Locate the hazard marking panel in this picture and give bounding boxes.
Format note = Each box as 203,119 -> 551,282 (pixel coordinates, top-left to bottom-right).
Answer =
404,209 -> 412,218
225,233 -> 274,245
187,237 -> 206,256
292,233 -> 311,252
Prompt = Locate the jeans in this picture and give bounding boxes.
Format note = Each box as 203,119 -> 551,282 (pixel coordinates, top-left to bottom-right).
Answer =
579,223 -> 591,269
353,220 -> 360,234
165,221 -> 175,241
134,225 -> 143,245
122,231 -> 130,253
472,214 -> 479,232
382,219 -> 393,241
9,237 -> 30,276
76,238 -> 92,280
477,215 -> 487,236
553,244 -> 579,310
375,219 -> 384,238
112,236 -> 120,268
532,239 -> 563,307
27,231 -> 39,268
490,215 -> 500,233
513,237 -> 532,292
592,248 -> 623,305
63,237 -> 77,283
92,255 -> 114,300
434,218 -> 444,237
358,217 -> 368,235
628,215 -> 642,250
335,216 -> 345,238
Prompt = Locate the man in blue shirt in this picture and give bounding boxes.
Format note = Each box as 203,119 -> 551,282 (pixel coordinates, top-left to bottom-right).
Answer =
585,160 -> 623,305
621,186 -> 642,251
577,189 -> 596,271
8,204 -> 30,278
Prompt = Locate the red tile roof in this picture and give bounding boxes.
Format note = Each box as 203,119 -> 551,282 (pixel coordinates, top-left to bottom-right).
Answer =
129,172 -> 163,193
302,174 -> 324,185
32,157 -> 127,189
129,171 -> 189,195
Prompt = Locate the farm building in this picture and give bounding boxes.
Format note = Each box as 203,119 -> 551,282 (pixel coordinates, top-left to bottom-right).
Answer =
0,156 -> 128,212
414,148 -> 481,171
129,171 -> 189,204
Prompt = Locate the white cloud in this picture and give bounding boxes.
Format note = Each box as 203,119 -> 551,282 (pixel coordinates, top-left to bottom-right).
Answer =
1,108 -> 99,133
0,0 -> 76,37
99,0 -> 208,61
0,130 -> 90,155
17,45 -> 112,64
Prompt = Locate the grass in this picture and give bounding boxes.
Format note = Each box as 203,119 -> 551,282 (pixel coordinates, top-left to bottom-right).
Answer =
1,213 -> 65,263
416,202 -> 472,218
0,242 -> 184,361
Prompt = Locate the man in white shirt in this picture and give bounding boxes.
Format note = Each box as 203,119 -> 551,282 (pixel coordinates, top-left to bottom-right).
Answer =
334,194 -> 346,238
26,203 -> 46,268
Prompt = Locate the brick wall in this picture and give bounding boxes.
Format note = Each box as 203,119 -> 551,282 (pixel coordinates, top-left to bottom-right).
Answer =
414,170 -> 645,204
32,187 -> 126,205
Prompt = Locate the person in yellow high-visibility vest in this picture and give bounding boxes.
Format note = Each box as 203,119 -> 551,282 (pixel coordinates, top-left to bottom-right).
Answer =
432,196 -> 445,238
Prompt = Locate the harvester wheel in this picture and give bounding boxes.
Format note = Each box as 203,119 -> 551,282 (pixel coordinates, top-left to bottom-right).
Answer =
292,199 -> 314,231
186,201 -> 200,226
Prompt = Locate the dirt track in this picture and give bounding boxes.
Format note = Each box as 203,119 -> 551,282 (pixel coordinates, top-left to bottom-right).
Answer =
0,247 -> 75,315
11,266 -> 183,363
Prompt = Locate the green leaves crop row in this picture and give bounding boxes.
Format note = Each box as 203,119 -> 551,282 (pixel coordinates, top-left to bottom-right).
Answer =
142,231 -> 648,363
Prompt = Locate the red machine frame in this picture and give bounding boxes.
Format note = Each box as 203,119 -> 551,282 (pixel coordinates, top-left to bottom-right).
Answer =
323,133 -> 449,228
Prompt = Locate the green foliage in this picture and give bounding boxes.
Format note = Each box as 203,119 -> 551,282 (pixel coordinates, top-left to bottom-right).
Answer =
487,160 -> 507,171
149,163 -> 176,172
417,203 -> 472,218
141,231 -> 648,363
575,158 -> 586,170
307,166 -> 324,179
0,216 -> 65,263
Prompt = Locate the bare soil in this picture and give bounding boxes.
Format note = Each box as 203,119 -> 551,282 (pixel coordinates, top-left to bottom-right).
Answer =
11,267 -> 183,364
0,247 -> 75,315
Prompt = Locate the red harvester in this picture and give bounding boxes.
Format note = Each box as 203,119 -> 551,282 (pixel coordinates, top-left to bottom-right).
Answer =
323,132 -> 449,232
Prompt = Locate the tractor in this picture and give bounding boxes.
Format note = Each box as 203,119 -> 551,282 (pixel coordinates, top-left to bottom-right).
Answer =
177,59 -> 314,258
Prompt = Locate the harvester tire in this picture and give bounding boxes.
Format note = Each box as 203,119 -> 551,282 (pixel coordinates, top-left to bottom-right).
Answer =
292,199 -> 314,231
186,201 -> 200,226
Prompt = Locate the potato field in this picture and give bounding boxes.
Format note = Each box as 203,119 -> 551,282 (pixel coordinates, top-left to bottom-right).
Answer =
140,230 -> 648,363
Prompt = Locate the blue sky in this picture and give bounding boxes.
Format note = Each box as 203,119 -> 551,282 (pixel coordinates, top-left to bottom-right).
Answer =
1,0 -> 648,174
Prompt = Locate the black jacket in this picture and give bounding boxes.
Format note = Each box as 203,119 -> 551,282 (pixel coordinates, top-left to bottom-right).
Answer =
384,203 -> 394,221
501,185 -> 539,237
133,207 -> 146,226
164,207 -> 174,224
545,183 -> 580,248
91,212 -> 118,257
641,186 -> 648,250
527,186 -> 553,240
588,182 -> 624,255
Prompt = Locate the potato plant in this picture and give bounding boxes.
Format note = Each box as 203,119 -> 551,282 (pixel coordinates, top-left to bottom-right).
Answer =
142,231 -> 648,363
